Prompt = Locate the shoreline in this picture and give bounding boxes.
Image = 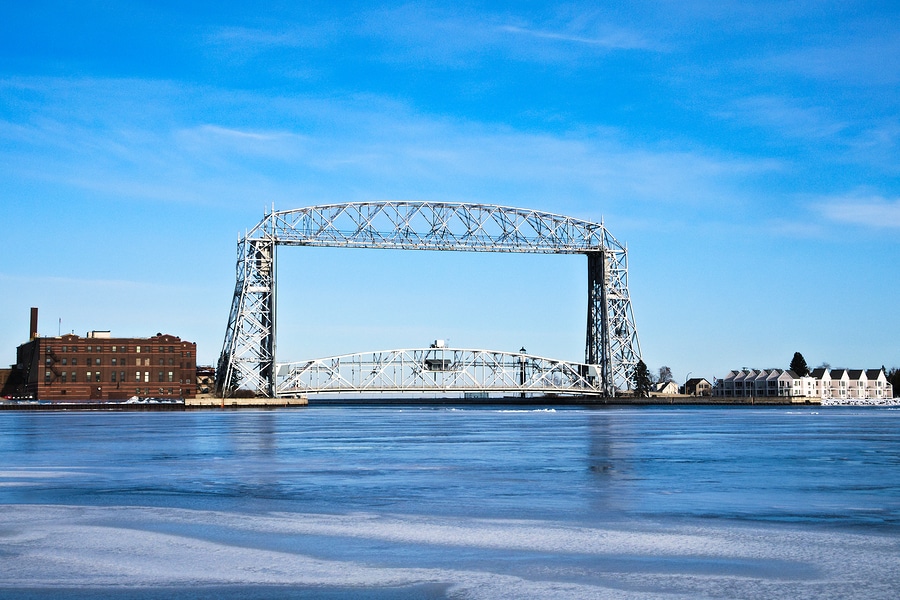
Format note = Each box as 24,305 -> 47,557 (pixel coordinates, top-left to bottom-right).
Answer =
3,395 -> 897,410
0,395 -> 835,410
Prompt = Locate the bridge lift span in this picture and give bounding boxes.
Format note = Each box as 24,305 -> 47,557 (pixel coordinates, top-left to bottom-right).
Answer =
216,202 -> 641,398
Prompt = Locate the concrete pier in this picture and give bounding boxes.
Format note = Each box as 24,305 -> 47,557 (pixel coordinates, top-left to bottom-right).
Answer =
186,395 -> 308,408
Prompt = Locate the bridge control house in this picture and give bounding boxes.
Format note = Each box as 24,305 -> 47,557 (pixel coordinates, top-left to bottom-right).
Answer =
9,308 -> 197,402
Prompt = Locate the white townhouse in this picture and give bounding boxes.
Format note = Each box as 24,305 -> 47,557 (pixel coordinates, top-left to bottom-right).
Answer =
866,369 -> 891,399
829,369 -> 850,400
810,367 -> 832,399
715,369 -> 808,399
715,367 -> 894,404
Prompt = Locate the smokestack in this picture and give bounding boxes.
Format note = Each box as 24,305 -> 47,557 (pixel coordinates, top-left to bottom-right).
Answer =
30,307 -> 38,340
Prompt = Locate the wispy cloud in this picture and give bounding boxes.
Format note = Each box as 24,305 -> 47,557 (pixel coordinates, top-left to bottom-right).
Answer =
499,24 -> 656,51
0,76 -> 774,220
721,96 -> 848,141
815,194 -> 900,229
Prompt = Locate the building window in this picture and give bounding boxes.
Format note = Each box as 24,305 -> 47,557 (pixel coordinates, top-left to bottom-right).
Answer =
61,372 -> 67,383
120,371 -> 125,383
159,359 -> 164,366
135,371 -> 141,382
45,357 -> 52,366
168,358 -> 173,365
71,346 -> 77,352
111,371 -> 117,383
72,358 -> 77,366
158,371 -> 164,382
136,346 -> 141,353
62,346 -> 67,352
95,358 -> 101,365
111,346 -> 117,352
71,372 -> 76,383
86,371 -> 92,381
95,372 -> 101,382
168,371 -> 173,382
111,358 -> 117,366
44,370 -> 51,384
144,372 -> 149,383
87,346 -> 92,352
62,358 -> 67,365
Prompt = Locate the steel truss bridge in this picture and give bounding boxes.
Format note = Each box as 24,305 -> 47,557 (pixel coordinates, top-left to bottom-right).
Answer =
217,201 -> 641,398
276,347 -> 603,397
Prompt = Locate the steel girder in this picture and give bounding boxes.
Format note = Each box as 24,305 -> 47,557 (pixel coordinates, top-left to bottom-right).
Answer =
276,347 -> 603,396
217,201 -> 641,397
216,236 -> 276,397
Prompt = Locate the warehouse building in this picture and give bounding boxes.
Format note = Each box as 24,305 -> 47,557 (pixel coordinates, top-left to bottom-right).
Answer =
8,308 -> 197,402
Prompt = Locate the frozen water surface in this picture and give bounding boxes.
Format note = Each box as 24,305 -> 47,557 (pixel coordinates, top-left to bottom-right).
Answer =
1,406 -> 898,598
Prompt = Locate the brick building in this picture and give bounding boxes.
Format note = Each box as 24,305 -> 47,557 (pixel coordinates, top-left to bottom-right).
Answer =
10,309 -> 197,402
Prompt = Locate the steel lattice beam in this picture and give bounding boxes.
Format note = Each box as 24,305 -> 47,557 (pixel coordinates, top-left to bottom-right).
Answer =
276,348 -> 603,396
217,201 -> 641,398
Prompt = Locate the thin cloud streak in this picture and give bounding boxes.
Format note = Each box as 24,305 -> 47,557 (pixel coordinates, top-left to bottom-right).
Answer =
499,24 -> 656,51
816,195 -> 900,229
0,77 -> 774,219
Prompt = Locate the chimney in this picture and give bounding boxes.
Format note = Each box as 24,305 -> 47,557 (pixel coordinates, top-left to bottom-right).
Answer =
30,307 -> 38,340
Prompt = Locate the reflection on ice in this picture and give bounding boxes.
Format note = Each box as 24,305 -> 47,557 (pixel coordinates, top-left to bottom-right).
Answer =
2,407 -> 900,598
1,504 -> 898,598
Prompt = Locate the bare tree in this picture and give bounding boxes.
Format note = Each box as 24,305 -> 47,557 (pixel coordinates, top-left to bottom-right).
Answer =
658,366 -> 673,383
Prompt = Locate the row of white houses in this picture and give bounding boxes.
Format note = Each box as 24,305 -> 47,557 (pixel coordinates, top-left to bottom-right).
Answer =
714,368 -> 894,402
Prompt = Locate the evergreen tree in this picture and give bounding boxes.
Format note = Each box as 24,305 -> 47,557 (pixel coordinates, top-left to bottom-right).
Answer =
632,360 -> 652,398
789,352 -> 810,376
888,367 -> 900,398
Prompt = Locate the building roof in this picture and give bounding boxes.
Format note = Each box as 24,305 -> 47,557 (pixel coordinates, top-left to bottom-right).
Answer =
654,381 -> 679,393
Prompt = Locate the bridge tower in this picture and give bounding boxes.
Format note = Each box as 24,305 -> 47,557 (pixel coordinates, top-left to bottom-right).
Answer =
216,202 -> 641,398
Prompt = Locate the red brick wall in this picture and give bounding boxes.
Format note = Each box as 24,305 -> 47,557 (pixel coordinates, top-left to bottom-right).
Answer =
28,334 -> 197,401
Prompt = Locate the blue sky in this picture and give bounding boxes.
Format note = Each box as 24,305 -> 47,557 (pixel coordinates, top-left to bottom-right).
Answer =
2,1 -> 898,383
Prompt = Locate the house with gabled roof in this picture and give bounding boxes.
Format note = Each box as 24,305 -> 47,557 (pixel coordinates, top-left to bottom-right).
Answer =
765,369 -> 782,397
684,377 -> 712,396
751,370 -> 769,397
713,365 -> 893,403
810,367 -> 832,399
829,369 -> 850,400
865,369 -> 890,400
653,380 -> 679,395
718,371 -> 736,397
847,369 -> 868,399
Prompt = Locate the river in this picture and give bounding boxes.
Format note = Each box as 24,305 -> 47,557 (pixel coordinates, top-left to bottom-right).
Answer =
1,405 -> 898,598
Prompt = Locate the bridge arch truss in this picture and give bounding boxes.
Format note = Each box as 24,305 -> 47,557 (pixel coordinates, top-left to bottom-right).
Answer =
277,347 -> 603,397
217,201 -> 641,397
